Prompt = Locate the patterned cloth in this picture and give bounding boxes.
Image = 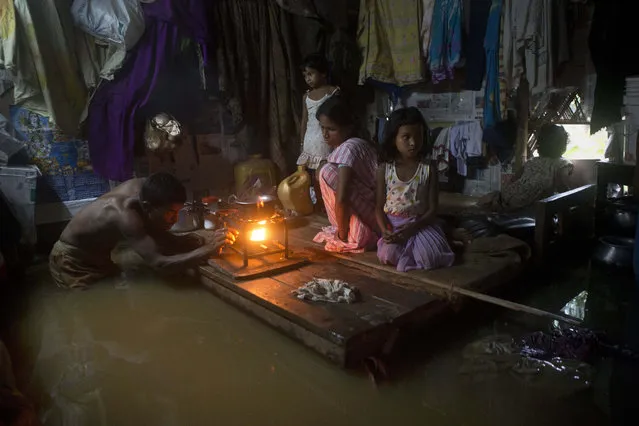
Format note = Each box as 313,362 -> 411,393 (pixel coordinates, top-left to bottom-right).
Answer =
313,138 -> 378,252
357,0 -> 424,86
377,214 -> 455,272
498,157 -> 573,210
49,240 -> 119,289
428,0 -> 463,84
383,161 -> 430,216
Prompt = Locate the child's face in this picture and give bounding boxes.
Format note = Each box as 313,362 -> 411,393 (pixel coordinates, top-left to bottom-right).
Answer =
303,67 -> 326,89
318,115 -> 350,148
395,124 -> 424,159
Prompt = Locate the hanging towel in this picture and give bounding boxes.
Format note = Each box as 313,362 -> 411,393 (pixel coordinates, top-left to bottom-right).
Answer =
358,0 -> 424,86
292,278 -> 360,303
483,0 -> 503,129
428,0 -> 463,84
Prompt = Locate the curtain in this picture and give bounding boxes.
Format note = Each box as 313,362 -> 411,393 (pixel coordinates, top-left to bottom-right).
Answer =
213,0 -> 302,175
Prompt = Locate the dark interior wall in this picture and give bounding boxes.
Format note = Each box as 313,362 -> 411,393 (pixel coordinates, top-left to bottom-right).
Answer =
570,159 -> 598,187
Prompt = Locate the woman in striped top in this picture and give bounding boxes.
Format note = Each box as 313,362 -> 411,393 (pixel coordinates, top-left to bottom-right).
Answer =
312,96 -> 380,253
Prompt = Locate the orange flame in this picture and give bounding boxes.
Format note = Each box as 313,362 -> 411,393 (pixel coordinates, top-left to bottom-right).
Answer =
249,220 -> 268,242
257,200 -> 265,208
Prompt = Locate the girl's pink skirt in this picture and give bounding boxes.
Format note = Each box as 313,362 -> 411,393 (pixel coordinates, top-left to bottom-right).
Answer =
377,214 -> 455,272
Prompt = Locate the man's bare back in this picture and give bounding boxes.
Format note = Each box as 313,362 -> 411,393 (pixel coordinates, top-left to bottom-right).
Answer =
50,173 -> 236,289
60,178 -> 146,256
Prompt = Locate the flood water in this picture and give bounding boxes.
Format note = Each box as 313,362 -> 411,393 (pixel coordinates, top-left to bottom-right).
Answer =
2,259 -> 636,426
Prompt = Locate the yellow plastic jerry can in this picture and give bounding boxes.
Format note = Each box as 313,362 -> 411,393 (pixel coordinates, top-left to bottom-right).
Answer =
234,154 -> 279,195
277,165 -> 313,215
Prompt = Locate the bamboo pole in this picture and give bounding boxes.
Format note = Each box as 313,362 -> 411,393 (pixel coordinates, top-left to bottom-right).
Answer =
326,251 -> 582,327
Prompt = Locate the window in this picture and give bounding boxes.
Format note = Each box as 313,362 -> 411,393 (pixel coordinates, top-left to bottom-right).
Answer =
561,124 -> 608,160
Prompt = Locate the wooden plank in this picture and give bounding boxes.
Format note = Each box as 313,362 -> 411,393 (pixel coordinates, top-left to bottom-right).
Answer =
207,249 -> 309,280
194,216 -> 529,367
199,258 -> 438,343
198,273 -> 346,365
288,219 -> 527,295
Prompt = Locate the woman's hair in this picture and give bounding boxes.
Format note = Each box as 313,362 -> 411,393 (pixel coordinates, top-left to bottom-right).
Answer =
315,95 -> 356,128
141,172 -> 187,207
536,124 -> 569,159
379,107 -> 430,163
301,53 -> 329,75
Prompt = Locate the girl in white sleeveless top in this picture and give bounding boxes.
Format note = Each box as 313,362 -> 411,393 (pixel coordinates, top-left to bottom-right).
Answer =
375,107 -> 456,272
297,54 -> 339,211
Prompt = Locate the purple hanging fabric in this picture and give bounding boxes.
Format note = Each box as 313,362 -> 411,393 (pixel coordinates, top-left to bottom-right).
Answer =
87,0 -> 210,181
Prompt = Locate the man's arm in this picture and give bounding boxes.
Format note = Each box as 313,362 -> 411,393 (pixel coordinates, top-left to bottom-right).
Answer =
336,165 -> 352,241
154,231 -> 203,254
119,211 -> 225,272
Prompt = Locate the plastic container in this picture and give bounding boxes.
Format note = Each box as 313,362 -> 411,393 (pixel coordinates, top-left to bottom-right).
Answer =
0,166 -> 39,246
234,154 -> 278,195
277,165 -> 313,215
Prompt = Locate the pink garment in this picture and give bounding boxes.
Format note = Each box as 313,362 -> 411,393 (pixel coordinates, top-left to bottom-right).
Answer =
313,138 -> 378,252
377,214 -> 454,272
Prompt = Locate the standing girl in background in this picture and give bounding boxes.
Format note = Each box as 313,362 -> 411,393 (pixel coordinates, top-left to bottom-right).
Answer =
297,54 -> 340,212
376,107 -> 455,272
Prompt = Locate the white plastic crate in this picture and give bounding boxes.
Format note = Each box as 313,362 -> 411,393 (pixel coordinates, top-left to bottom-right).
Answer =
0,165 -> 39,245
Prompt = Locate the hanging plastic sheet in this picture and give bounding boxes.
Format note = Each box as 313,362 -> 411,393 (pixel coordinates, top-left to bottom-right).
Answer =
71,0 -> 145,49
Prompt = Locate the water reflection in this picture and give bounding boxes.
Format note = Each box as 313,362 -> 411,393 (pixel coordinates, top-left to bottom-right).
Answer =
3,267 -> 609,426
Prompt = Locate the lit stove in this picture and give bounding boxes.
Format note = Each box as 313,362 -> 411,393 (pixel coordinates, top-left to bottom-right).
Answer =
225,213 -> 289,268
207,207 -> 306,279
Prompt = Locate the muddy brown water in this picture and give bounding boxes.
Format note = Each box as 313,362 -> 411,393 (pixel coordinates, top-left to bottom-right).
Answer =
3,263 -> 610,426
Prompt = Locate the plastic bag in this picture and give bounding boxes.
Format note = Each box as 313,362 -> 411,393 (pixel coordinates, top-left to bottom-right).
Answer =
71,0 -> 145,49
144,113 -> 183,154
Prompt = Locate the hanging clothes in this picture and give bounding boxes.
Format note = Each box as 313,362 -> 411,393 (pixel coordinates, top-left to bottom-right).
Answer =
448,121 -> 483,177
358,0 -> 424,86
1,0 -> 89,136
502,0 -> 553,95
420,0 -> 436,62
428,0 -> 463,84
483,0 -> 503,129
464,0 -> 492,91
86,0 -> 210,181
432,126 -> 451,172
0,1 -> 130,136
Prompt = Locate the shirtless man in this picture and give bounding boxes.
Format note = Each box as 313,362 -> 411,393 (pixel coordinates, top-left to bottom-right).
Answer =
49,172 -> 236,289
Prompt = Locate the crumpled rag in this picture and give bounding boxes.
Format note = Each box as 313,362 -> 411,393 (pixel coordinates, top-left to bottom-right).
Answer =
292,278 -> 360,303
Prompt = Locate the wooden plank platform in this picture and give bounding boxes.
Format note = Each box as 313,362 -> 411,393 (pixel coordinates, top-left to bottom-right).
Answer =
207,250 -> 309,280
195,215 -> 529,367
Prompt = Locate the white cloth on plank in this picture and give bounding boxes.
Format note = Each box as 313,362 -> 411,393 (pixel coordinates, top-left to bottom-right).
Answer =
292,278 -> 360,303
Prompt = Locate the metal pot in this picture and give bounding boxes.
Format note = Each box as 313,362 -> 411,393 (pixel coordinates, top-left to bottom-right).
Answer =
592,236 -> 634,269
171,200 -> 209,233
227,194 -> 278,219
605,197 -> 637,237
